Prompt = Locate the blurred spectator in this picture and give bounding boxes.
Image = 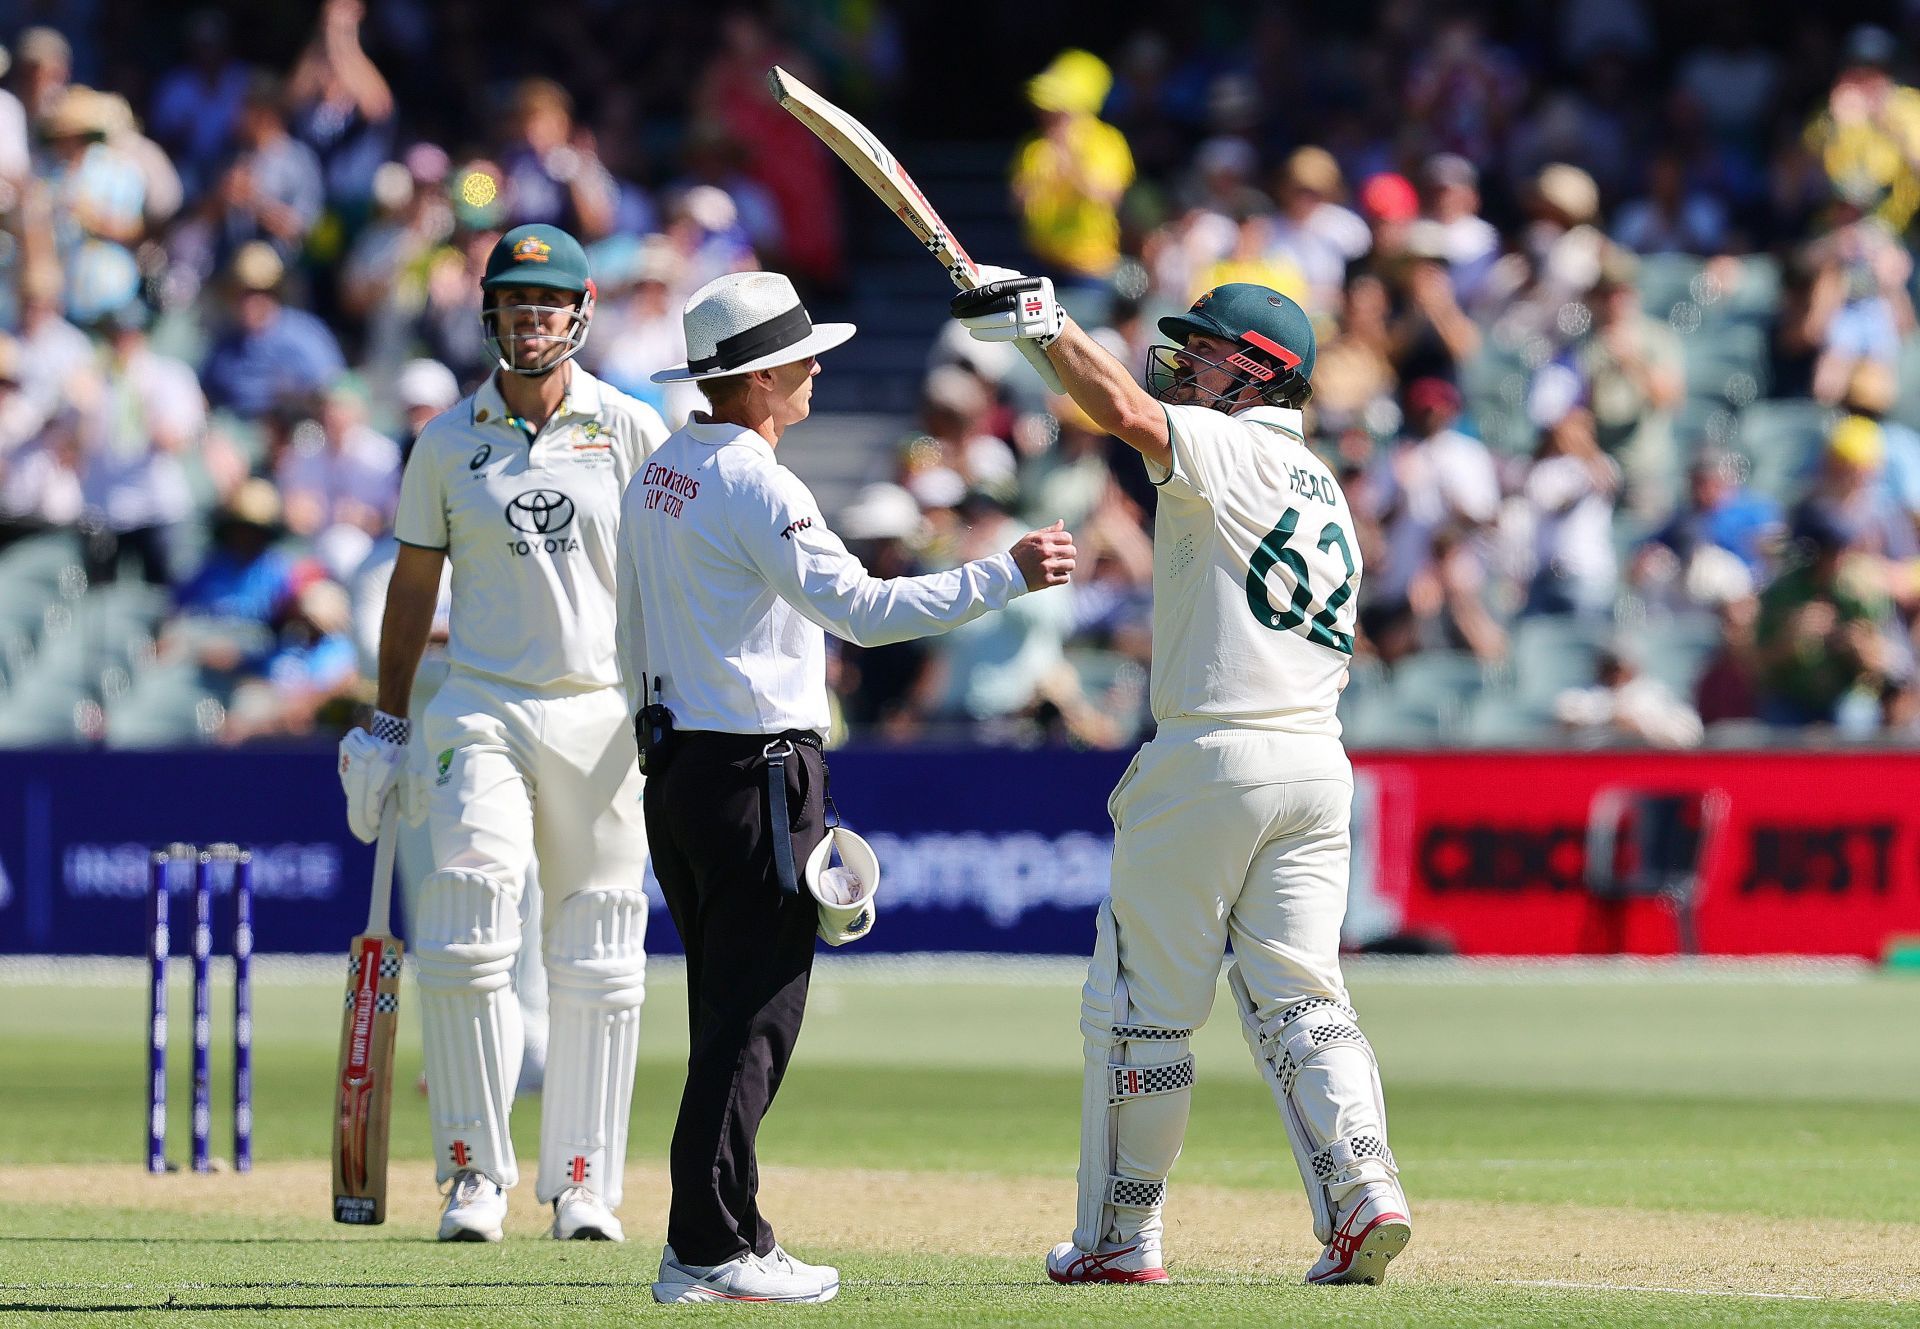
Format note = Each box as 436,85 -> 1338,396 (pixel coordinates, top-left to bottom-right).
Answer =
1479,164 -> 1607,340
1674,8 -> 1778,160
174,479 -> 294,618
1695,590 -> 1762,727
1404,14 -> 1525,170
37,86 -> 145,323
1612,150 -> 1729,255
205,73 -> 325,266
338,145 -> 454,362
1637,449 -> 1782,591
1371,378 -> 1499,605
1840,361 -> 1920,529
1267,146 -> 1371,317
0,403 -> 82,536
414,220 -> 498,385
1793,415 -> 1919,565
287,0 -> 396,220
1419,153 -> 1498,304
78,301 -> 206,587
1193,210 -> 1307,308
0,45 -> 31,204
13,26 -> 70,122
147,11 -> 250,200
1578,250 -> 1684,515
1015,393 -> 1110,533
677,121 -> 783,264
1011,49 -> 1134,300
12,263 -> 92,433
200,242 -> 346,419
498,77 -> 615,241
1553,644 -> 1704,748
96,92 -> 182,230
692,11 -> 843,287
1800,200 -> 1914,404
1310,273 -> 1397,435
1755,504 -> 1899,726
273,378 -> 400,553
220,576 -> 360,744
587,237 -> 698,423
1185,135 -> 1267,220
831,482 -> 938,741
908,365 -> 1016,497
392,357 -> 458,461
1520,402 -> 1620,619
1802,24 -> 1920,235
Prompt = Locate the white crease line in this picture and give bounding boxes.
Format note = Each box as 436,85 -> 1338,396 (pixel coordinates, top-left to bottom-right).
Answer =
1503,1278 -> 1826,1301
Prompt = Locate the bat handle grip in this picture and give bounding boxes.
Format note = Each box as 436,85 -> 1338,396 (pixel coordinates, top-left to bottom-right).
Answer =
1016,340 -> 1065,394
366,793 -> 400,935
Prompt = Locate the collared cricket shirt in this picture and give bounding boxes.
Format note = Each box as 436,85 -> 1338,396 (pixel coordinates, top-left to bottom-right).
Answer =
1146,402 -> 1361,735
394,365 -> 668,691
617,418 -> 1026,735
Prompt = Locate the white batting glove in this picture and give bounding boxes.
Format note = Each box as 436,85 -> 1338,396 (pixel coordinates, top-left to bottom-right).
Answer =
951,267 -> 1064,348
337,711 -> 420,843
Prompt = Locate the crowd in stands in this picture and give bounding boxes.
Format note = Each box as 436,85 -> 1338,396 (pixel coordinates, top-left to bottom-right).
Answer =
0,3 -> 1917,750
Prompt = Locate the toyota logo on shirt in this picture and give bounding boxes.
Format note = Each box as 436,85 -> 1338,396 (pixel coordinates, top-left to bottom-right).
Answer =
503,489 -> 581,556
505,489 -> 575,533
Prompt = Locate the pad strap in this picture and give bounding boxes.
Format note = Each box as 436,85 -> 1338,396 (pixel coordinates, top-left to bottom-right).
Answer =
1310,1133 -> 1398,1186
1106,1056 -> 1194,1105
1254,999 -> 1369,1095
1106,1175 -> 1165,1210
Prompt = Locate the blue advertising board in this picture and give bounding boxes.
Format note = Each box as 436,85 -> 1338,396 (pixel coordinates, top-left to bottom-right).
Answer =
0,748 -> 1132,956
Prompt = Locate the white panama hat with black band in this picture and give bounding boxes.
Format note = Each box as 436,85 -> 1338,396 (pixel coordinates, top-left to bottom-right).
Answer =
651,271 -> 856,383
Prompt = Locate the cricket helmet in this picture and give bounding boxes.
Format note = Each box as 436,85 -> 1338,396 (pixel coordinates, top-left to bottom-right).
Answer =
1147,283 -> 1316,411
480,223 -> 596,376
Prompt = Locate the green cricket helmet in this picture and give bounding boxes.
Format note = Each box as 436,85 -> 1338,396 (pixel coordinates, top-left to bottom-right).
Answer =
1147,283 -> 1315,411
480,223 -> 596,376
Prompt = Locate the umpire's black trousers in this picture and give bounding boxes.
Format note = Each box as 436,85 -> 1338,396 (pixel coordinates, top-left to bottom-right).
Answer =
645,729 -> 826,1265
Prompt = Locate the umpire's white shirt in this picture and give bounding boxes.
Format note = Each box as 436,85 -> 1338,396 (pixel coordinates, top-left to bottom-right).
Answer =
394,366 -> 668,691
617,418 -> 1026,734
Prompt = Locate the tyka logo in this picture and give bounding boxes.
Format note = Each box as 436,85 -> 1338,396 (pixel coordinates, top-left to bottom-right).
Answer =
505,490 -> 575,534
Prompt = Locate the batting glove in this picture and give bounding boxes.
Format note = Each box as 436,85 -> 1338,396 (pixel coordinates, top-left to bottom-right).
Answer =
337,710 -> 422,843
951,267 -> 1064,348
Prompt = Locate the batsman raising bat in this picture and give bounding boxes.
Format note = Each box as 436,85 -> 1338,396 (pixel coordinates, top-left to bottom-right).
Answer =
949,274 -> 1411,1286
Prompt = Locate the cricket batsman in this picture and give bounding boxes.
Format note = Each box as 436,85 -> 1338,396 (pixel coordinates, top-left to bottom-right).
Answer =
337,223 -> 668,1242
951,276 -> 1411,1284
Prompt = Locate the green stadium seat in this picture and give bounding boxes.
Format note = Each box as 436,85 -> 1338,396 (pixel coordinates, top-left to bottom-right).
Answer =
1638,255 -> 1705,320
1463,693 -> 1555,747
1737,399 -> 1833,503
1509,617 -> 1611,703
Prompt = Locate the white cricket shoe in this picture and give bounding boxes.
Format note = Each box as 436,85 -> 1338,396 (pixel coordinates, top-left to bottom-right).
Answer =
1304,1182 -> 1411,1285
550,1186 -> 623,1241
437,1169 -> 507,1243
651,1243 -> 840,1303
1045,1238 -> 1168,1284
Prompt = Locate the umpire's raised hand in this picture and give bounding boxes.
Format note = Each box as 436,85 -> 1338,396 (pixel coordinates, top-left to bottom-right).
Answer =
1009,519 -> 1077,590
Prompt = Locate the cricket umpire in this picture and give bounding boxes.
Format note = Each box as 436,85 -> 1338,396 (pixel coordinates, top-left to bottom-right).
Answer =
619,270 -> 1075,1304
951,272 -> 1410,1286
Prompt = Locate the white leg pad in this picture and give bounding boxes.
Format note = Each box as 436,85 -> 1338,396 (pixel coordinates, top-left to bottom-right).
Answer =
414,869 -> 523,1188
1228,963 -> 1397,1244
535,888 -> 648,1207
1074,901 -> 1194,1253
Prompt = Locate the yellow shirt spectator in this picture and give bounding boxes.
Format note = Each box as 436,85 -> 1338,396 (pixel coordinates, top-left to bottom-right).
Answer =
1012,114 -> 1134,280
1805,80 -> 1920,233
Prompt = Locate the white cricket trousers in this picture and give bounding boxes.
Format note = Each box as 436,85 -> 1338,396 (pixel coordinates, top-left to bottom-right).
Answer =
422,669 -> 648,903
1107,719 -> 1355,1026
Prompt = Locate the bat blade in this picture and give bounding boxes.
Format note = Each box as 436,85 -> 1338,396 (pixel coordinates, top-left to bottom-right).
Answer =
768,65 -> 1064,391
332,797 -> 402,1225
331,930 -> 402,1224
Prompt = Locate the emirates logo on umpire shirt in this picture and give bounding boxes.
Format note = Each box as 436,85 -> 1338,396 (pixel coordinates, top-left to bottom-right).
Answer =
503,489 -> 580,556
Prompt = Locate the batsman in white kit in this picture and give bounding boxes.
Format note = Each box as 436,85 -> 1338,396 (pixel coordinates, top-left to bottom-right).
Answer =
952,277 -> 1411,1285
337,223 -> 668,1242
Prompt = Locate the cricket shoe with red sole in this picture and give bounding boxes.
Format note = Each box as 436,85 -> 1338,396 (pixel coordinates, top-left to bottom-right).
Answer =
1304,1183 -> 1411,1285
1046,1239 -> 1169,1284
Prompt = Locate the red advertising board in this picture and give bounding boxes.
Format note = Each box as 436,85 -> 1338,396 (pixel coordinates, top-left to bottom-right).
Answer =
1351,751 -> 1920,958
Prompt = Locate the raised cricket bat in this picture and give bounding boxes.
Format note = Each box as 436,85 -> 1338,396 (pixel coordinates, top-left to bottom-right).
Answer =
332,795 -> 402,1224
767,65 -> 1066,393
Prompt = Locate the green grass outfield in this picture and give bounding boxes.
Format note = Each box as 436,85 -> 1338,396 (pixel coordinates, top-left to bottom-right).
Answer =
2,956 -> 1915,1326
